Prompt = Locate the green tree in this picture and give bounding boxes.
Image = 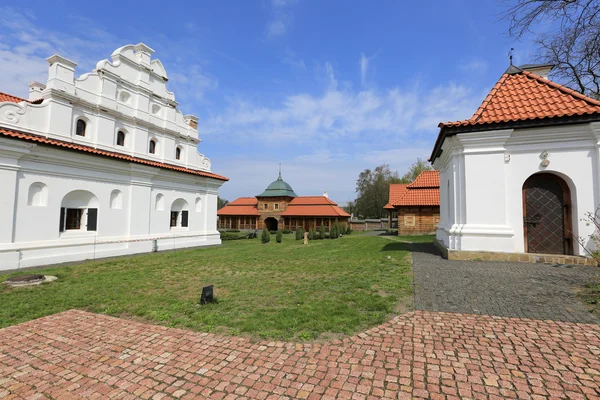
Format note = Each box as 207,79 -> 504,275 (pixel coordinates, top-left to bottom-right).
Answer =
355,164 -> 402,219
296,227 -> 305,240
217,197 -> 229,210
319,224 -> 325,239
261,227 -> 271,244
308,228 -> 315,240
276,230 -> 283,243
400,158 -> 433,183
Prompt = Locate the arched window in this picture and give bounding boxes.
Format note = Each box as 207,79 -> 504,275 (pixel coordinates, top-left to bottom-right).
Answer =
116,131 -> 125,146
59,190 -> 99,232
149,139 -> 156,154
76,119 -> 86,137
28,182 -> 48,207
195,197 -> 202,212
155,193 -> 164,211
175,147 -> 182,160
110,190 -> 123,209
170,198 -> 189,228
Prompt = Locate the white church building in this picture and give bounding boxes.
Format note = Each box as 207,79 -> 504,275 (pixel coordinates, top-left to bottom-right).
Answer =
0,43 -> 228,270
431,64 -> 600,265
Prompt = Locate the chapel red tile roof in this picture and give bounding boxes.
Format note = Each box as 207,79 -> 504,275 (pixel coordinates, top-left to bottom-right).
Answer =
439,70 -> 600,129
384,184 -> 408,210
387,171 -> 440,208
430,67 -> 600,161
0,127 -> 228,181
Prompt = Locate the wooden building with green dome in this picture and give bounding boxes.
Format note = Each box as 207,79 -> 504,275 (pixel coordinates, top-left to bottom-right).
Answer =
217,172 -> 350,231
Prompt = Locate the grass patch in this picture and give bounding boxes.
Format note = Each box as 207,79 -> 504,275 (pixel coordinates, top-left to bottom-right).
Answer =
580,279 -> 600,315
0,235 -> 412,341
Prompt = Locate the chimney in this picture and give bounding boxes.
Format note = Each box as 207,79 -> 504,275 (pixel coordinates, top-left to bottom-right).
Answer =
46,54 -> 77,95
184,115 -> 199,130
323,191 -> 328,198
28,81 -> 46,101
133,43 -> 155,66
520,63 -> 554,80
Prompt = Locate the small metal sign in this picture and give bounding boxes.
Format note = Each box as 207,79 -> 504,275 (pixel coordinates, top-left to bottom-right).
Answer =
200,285 -> 215,305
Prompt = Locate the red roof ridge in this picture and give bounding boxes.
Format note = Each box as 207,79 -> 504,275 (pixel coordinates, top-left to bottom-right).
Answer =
521,70 -> 600,107
0,126 -> 228,181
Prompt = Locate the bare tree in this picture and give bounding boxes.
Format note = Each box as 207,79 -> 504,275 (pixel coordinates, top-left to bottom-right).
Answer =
502,0 -> 600,98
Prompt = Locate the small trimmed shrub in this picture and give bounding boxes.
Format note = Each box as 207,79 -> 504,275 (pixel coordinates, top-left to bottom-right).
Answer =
220,231 -> 250,241
276,230 -> 283,243
346,225 -> 352,235
296,227 -> 305,240
280,230 -> 292,234
308,228 -> 315,240
261,228 -> 271,244
330,224 -> 338,239
319,225 -> 325,240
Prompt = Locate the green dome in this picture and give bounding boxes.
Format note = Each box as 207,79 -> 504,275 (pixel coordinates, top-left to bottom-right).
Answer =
257,172 -> 297,198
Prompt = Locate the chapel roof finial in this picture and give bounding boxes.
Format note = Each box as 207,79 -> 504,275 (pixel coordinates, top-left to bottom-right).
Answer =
509,48 -> 514,66
278,163 -> 282,180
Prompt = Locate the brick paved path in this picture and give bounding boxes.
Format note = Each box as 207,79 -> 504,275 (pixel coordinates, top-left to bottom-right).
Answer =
1,310 -> 600,399
412,243 -> 600,324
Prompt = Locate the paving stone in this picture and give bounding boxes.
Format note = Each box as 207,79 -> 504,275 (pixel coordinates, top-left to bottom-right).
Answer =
0,310 -> 599,398
412,243 -> 600,323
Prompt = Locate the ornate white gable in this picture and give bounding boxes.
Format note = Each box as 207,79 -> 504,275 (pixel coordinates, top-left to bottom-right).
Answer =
0,43 -> 211,171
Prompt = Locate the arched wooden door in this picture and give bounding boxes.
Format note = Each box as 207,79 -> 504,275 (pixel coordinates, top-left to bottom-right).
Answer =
522,173 -> 572,255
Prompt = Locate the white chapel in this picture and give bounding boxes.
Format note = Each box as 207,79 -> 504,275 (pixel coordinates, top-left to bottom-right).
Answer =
0,43 -> 228,270
431,64 -> 600,264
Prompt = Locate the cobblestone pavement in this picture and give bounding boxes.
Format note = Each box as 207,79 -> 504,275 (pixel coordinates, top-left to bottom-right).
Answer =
1,310 -> 600,399
412,243 -> 600,324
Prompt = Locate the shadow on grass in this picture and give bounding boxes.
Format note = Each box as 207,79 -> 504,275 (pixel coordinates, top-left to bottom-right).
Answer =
381,242 -> 440,256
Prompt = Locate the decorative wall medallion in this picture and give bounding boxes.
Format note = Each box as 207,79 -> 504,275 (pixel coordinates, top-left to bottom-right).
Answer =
540,151 -> 549,160
541,159 -> 550,167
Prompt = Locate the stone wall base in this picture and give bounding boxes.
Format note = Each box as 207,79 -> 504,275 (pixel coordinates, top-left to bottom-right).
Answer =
434,238 -> 597,266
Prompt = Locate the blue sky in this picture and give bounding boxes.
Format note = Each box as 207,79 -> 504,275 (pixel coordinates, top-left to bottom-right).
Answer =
0,1 -> 539,203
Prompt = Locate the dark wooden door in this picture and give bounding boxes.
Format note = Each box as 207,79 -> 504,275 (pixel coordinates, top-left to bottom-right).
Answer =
523,174 -> 571,255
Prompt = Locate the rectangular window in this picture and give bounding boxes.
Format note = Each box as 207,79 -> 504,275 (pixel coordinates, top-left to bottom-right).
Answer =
181,211 -> 189,227
170,211 -> 178,227
264,204 -> 268,210
87,208 -> 98,231
274,204 -> 279,210
65,209 -> 83,230
404,214 -> 416,227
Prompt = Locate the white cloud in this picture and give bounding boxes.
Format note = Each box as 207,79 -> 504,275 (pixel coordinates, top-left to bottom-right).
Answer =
265,0 -> 298,39
459,59 -> 488,73
414,83 -> 482,130
282,48 -> 306,70
360,53 -> 369,86
267,20 -> 287,38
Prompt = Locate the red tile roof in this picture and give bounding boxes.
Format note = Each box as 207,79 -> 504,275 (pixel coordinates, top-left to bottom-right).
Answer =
0,127 -> 228,181
288,196 -> 336,205
0,91 -> 43,104
281,205 -> 350,217
384,184 -> 408,210
440,70 -> 600,129
217,204 -> 261,216
407,170 -> 439,188
228,197 -> 258,206
387,171 -> 440,208
392,188 -> 439,207
431,68 -> 600,161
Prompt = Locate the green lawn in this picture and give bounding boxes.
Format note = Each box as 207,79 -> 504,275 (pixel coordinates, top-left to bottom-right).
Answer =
0,235 -> 415,341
